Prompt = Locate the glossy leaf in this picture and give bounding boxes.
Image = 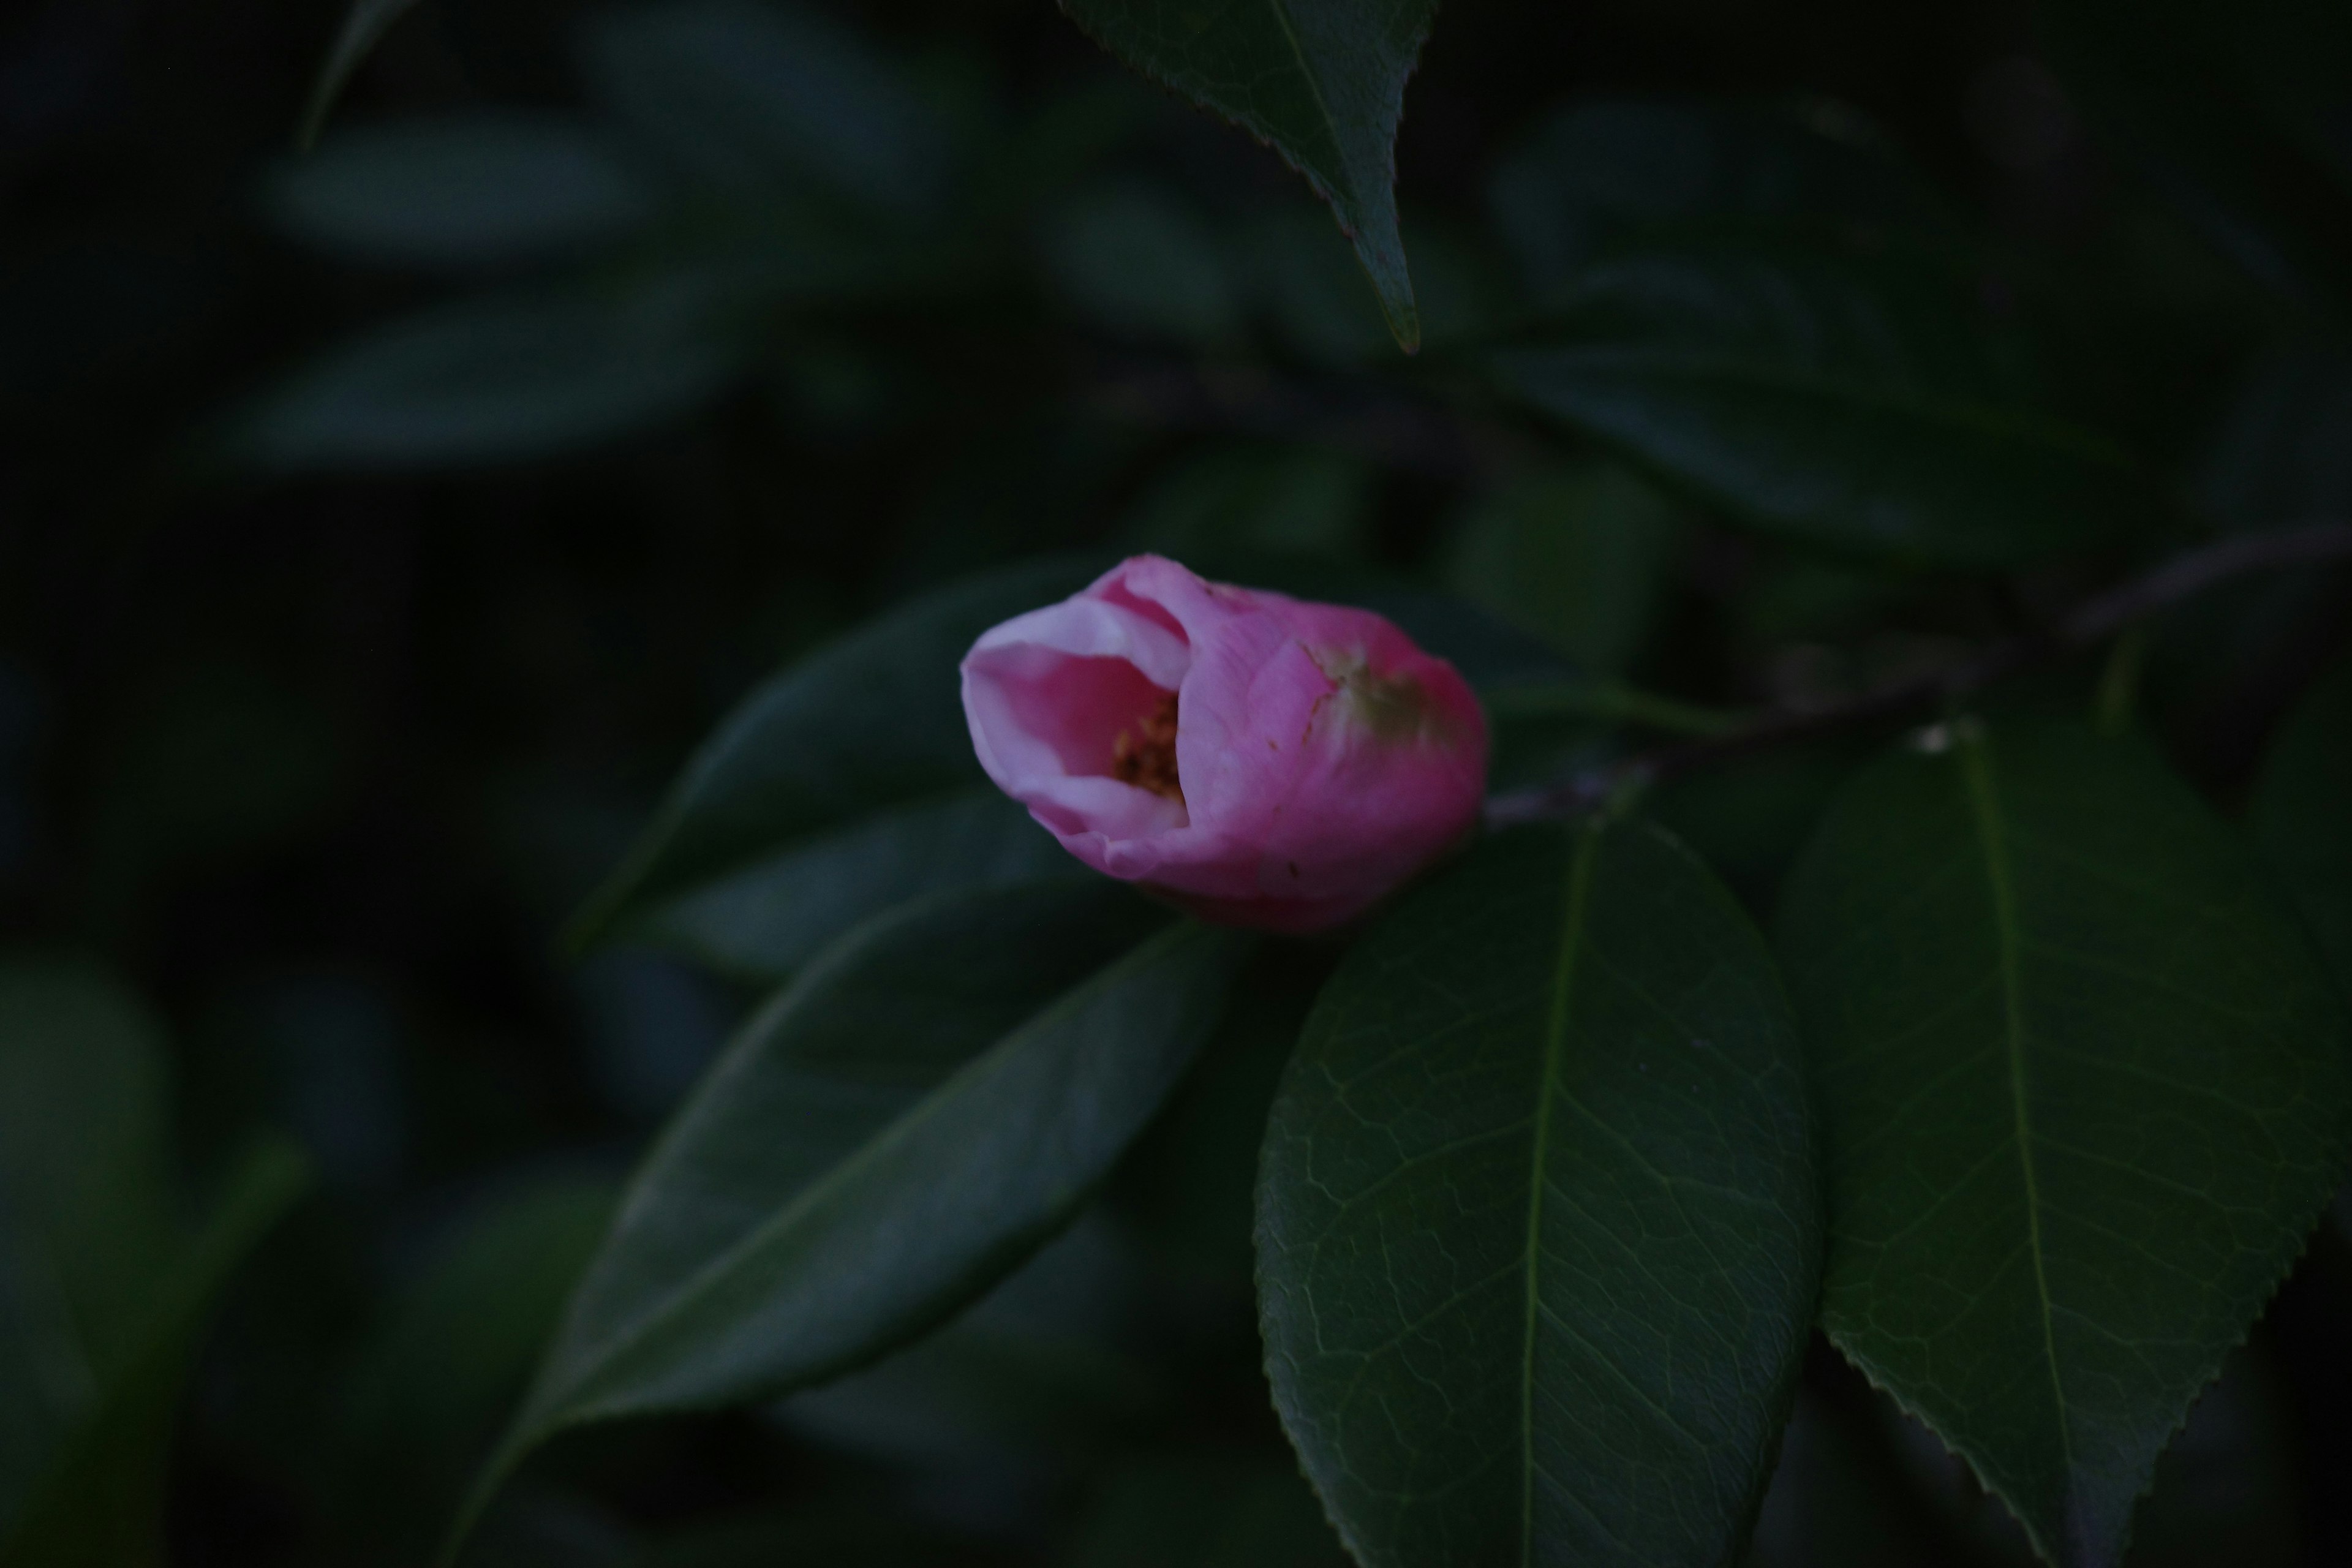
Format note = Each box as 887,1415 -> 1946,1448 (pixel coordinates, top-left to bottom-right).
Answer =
2039,0 -> 2352,313
267,114 -> 660,271
1489,236 -> 2141,564
0,1139 -> 308,1568
1058,0 -> 1438,351
1258,821 -> 1822,1568
466,883 -> 1248,1538
2251,655 -> 2352,999
237,278 -> 743,470
568,556 -> 1104,960
1775,720 -> 2352,1568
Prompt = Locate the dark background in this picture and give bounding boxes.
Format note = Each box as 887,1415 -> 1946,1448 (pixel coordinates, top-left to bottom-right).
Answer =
3,1 -> 2347,1563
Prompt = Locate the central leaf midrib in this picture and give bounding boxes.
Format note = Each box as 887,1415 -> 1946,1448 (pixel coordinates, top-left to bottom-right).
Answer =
1521,827 -> 1599,1564
1958,736 -> 2075,1489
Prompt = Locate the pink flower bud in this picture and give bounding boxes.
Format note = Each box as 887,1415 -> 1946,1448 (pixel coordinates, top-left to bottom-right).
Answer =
960,555 -> 1489,932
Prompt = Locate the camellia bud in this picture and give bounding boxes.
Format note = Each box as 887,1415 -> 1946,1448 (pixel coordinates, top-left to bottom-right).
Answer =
960,555 -> 1488,932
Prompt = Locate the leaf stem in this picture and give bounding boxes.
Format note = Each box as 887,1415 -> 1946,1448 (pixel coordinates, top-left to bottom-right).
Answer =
1485,521 -> 2352,827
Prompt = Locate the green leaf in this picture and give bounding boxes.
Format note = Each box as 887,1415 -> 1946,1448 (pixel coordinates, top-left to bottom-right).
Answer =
1489,96 -> 1947,298
1774,719 -> 2352,1568
300,0 -> 431,150
1257,820 -> 1822,1568
567,556 -> 1105,962
1070,1455 -> 1354,1568
578,0 -> 952,216
463,883 -> 1248,1542
0,1139 -> 309,1568
335,1175 -> 619,1548
1041,179 -> 1243,346
1118,444 -> 1375,561
267,114 -> 660,271
2038,0 -> 2352,313
0,962 -> 176,1526
624,790 -> 1073,984
1442,459 -> 1686,677
1489,236 -> 2142,564
237,277 -> 744,471
2251,655 -> 2352,1000
1057,0 -> 1438,352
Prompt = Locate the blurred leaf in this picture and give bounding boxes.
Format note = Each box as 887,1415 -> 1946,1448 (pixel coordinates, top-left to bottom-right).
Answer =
1240,206 -> 1509,364
0,1139 -> 309,1568
90,665 -> 345,908
1069,1455 -> 1352,1567
1039,179 -> 1242,345
464,884 -> 1248,1545
2040,0 -> 2352,312
1116,947 -> 1327,1284
1489,96 -> 1947,298
2145,346 -> 2352,763
1442,460 -> 1685,676
1058,0 -> 1438,352
300,0 -> 430,149
1774,720 -> 2352,1568
1258,821 -> 1821,1568
337,1175 -> 618,1550
2250,654 -> 2352,999
238,275 -> 744,470
268,113 -> 660,271
578,0 -> 951,215
1649,737 -> 1871,916
772,1215 -> 1156,1466
0,962 -> 176,1526
627,791 -> 1070,984
1119,444 -> 1373,560
568,555 -> 1105,962
1491,236 -> 2142,564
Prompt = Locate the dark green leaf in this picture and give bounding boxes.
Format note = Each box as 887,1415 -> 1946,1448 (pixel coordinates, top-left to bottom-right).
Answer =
2039,0 -> 2352,312
568,556 -> 1104,960
336,1175 -> 619,1547
1489,96 -> 1947,298
0,961 -> 176,1527
300,0 -> 430,150
578,0 -> 952,215
1,1139 -> 309,1568
624,790 -> 1072,984
1442,460 -> 1686,677
1070,1455 -> 1353,1568
237,278 -> 744,470
771,1215 -> 1157,1464
1258,821 -> 1822,1568
1774,719 -> 2352,1568
2251,655 -> 2352,1000
465,883 -> 1248,1539
1118,444 -> 1374,561
1489,236 -> 2141,564
1057,0 -> 1438,351
268,114 -> 660,271
1040,180 -> 1243,345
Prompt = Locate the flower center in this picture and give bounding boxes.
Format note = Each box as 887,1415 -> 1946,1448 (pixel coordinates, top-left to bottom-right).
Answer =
1110,690 -> 1183,802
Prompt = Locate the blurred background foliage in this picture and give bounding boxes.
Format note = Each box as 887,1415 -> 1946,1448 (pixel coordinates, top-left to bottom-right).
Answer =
1,0 -> 2348,1562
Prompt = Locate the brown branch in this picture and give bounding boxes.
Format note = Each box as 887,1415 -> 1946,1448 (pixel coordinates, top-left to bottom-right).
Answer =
1484,522 -> 2352,828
